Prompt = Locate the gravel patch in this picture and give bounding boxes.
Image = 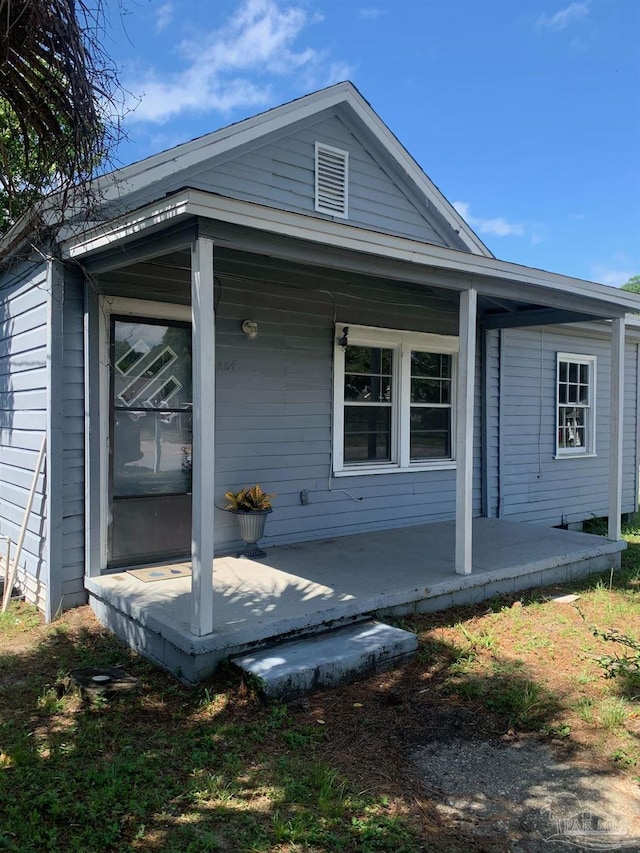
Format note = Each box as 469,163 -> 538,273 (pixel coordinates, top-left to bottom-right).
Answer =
414,735 -> 640,851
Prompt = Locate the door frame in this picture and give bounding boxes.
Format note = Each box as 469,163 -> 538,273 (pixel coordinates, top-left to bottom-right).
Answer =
93,297 -> 191,573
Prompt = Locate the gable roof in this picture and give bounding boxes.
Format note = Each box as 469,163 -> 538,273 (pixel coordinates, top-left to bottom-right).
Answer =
97,81 -> 492,257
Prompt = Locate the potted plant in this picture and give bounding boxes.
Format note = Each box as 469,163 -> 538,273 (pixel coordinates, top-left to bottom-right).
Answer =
224,484 -> 275,558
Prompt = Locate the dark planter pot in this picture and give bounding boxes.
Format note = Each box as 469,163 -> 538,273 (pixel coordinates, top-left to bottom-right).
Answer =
232,508 -> 272,558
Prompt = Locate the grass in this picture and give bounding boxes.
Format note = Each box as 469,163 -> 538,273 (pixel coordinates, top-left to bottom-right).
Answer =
0,617 -> 424,853
1,517 -> 639,851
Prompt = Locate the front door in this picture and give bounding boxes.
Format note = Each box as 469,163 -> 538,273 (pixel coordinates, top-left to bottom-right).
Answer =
108,316 -> 193,567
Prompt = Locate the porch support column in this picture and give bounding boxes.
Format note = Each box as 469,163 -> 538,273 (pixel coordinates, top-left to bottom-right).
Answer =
455,288 -> 477,574
190,235 -> 216,636
608,317 -> 625,541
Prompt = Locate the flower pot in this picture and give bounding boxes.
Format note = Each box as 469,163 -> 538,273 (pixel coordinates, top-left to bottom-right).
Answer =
232,508 -> 272,558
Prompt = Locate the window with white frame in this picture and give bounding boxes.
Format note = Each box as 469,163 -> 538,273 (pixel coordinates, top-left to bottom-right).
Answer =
556,353 -> 596,456
333,324 -> 458,474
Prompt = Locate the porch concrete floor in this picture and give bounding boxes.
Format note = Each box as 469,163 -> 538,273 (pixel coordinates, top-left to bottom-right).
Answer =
86,518 -> 625,660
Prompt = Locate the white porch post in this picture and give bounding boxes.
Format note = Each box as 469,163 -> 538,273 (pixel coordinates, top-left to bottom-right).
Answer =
608,317 -> 625,541
455,287 -> 477,574
191,235 -> 215,636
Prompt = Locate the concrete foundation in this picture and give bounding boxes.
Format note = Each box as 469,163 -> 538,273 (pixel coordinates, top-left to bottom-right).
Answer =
86,518 -> 625,684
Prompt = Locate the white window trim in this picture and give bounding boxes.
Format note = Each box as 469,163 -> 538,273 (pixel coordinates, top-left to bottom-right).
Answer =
315,142 -> 349,218
333,323 -> 459,475
555,351 -> 597,459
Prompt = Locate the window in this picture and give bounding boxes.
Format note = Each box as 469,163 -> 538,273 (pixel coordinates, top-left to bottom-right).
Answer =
556,353 -> 596,457
333,324 -> 458,474
315,142 -> 348,218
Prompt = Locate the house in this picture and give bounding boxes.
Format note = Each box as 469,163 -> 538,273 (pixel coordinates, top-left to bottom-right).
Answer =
1,82 -> 638,681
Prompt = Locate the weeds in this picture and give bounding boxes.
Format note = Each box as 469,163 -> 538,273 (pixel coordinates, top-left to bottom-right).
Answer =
590,626 -> 640,679
597,697 -> 630,730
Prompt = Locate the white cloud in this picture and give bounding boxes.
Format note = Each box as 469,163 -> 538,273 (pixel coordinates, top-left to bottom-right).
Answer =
453,201 -> 526,238
127,0 -> 353,124
154,2 -> 174,33
592,265 -> 635,288
536,3 -> 589,32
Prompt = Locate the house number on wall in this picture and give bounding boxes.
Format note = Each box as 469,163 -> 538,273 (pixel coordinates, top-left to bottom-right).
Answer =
216,361 -> 236,373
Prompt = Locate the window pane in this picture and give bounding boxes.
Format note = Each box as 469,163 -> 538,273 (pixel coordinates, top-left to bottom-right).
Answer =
411,352 -> 437,377
344,346 -> 393,403
411,378 -> 451,404
558,382 -> 568,404
344,374 -> 392,402
344,406 -> 391,462
410,408 -> 451,459
411,351 -> 451,378
113,411 -> 192,496
559,361 -> 568,382
345,346 -> 392,375
113,321 -> 192,409
558,406 -> 586,449
568,362 -> 578,383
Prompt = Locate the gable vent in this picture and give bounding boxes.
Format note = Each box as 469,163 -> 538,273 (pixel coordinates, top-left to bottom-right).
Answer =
315,142 -> 348,218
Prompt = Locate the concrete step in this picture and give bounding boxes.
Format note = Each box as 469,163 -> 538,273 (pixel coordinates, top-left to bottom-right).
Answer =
231,619 -> 418,700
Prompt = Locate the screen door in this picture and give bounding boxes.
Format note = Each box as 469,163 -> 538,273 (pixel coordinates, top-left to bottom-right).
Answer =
108,316 -> 193,567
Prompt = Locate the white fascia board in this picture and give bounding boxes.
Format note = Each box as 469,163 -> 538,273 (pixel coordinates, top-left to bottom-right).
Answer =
62,188 -> 640,316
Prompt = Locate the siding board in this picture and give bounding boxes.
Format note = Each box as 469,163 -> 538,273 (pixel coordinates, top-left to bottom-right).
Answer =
493,326 -> 638,525
210,273 -> 473,550
0,260 -> 48,602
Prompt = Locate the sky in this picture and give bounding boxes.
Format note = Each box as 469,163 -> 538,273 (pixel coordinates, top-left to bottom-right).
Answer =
102,0 -> 640,287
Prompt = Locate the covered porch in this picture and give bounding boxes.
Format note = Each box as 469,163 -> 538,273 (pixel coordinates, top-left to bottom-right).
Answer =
85,517 -> 625,683
63,191 -> 639,680
75,222 -> 632,643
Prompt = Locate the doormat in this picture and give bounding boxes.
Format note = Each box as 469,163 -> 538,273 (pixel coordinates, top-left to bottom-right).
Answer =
127,564 -> 192,583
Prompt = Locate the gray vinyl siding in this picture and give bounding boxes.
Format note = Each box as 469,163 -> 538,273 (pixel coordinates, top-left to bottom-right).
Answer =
96,252 -> 484,554
0,260 -> 48,608
107,110 -> 457,248
60,270 -> 86,607
493,326 -> 638,525
211,269 -> 481,552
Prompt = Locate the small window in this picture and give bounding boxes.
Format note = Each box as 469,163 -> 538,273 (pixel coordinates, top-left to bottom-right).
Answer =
315,142 -> 348,218
556,353 -> 596,457
333,325 -> 458,474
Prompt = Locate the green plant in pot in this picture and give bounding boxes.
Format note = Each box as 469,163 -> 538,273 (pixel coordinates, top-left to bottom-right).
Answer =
224,484 -> 275,559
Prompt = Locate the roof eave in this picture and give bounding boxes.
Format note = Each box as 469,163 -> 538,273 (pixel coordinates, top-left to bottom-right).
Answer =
60,188 -> 640,317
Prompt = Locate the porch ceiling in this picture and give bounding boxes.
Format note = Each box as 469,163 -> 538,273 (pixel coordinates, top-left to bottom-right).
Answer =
95,242 -> 611,330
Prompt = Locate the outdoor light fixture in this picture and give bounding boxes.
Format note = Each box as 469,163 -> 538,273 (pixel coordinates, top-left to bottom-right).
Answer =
337,326 -> 349,349
241,319 -> 258,339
